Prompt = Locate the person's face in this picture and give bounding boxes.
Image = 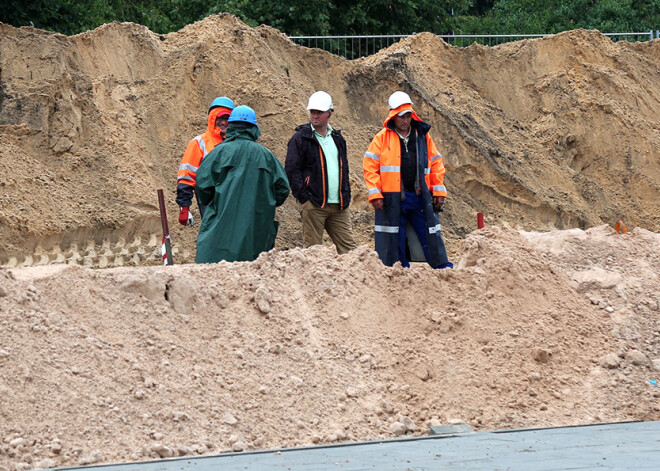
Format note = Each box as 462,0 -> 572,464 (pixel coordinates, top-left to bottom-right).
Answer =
309,109 -> 331,128
393,112 -> 412,135
215,114 -> 229,133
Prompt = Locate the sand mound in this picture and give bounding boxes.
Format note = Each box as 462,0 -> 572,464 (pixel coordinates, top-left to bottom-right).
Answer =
1,15 -> 660,470
0,226 -> 659,468
1,17 -> 659,266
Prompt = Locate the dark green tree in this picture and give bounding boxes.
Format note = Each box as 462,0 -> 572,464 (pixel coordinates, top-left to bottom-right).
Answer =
208,0 -> 332,35
207,0 -> 470,36
0,0 -> 89,35
454,0 -> 659,34
2,0 -> 658,36
327,0 -> 471,35
0,0 -> 209,34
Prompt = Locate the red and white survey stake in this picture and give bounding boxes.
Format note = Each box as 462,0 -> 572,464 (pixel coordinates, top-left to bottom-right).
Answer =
157,189 -> 174,266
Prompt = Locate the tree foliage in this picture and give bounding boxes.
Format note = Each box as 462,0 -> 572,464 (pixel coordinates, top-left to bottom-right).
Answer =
0,0 -> 209,35
455,0 -> 660,34
1,0 -> 658,36
209,0 -> 470,36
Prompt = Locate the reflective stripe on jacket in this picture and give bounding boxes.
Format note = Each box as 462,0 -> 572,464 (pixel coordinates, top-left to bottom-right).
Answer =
175,107 -> 229,208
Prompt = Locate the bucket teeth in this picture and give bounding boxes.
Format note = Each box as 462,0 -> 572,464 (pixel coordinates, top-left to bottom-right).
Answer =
1,233 -> 163,268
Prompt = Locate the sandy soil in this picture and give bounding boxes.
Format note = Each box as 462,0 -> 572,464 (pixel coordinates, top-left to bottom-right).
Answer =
1,15 -> 659,266
1,14 -> 660,471
0,226 -> 658,469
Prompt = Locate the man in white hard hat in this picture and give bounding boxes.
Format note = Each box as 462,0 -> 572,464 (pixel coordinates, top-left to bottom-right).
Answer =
285,91 -> 357,254
363,91 -> 452,268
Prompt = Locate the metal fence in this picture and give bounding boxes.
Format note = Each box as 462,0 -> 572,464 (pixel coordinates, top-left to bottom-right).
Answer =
289,30 -> 660,59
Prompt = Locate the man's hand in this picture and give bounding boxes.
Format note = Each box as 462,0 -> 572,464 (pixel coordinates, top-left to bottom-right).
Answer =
433,196 -> 445,209
371,198 -> 384,211
179,206 -> 194,226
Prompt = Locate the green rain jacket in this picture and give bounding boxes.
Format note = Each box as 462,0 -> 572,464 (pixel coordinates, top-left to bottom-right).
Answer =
195,124 -> 290,263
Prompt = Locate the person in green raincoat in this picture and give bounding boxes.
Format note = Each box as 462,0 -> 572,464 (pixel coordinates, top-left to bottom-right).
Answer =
195,105 -> 290,263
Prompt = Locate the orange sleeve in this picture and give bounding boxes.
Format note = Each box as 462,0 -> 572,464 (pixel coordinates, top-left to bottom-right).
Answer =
427,134 -> 447,197
363,134 -> 384,201
176,138 -> 204,188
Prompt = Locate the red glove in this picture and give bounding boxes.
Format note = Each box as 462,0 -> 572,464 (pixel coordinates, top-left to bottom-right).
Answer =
178,206 -> 194,226
370,198 -> 384,211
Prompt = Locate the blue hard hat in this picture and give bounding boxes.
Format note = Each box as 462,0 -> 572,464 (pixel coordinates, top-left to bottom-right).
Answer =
208,96 -> 235,114
228,105 -> 257,126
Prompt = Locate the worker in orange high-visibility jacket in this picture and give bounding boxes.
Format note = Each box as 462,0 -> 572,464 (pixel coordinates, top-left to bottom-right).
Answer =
363,91 -> 453,269
176,96 -> 235,226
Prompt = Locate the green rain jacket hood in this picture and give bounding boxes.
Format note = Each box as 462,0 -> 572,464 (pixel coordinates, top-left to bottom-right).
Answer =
195,124 -> 290,263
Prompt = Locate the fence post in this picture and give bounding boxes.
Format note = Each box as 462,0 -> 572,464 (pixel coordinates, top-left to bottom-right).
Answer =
657,30 -> 660,40
650,30 -> 654,41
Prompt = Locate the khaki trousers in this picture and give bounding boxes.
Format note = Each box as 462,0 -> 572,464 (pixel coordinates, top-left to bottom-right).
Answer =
302,203 -> 357,254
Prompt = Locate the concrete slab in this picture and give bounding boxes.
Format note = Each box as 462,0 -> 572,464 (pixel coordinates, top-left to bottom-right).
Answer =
52,421 -> 660,471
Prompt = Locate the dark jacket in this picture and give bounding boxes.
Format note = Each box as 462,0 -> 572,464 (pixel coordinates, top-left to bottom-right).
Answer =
400,129 -> 418,192
285,123 -> 351,210
195,124 -> 290,263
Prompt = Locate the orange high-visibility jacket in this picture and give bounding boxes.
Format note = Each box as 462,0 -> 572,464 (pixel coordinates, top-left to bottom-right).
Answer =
363,104 -> 447,202
175,107 -> 230,208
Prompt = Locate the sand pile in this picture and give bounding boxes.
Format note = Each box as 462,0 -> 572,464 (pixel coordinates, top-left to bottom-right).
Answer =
0,226 -> 658,469
1,14 -> 660,471
1,16 -> 659,266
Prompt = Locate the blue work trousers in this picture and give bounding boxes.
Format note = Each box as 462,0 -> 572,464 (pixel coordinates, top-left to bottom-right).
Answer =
398,191 -> 436,268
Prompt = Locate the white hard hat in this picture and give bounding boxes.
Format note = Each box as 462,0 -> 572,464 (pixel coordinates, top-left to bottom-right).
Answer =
306,91 -> 333,112
388,91 -> 413,110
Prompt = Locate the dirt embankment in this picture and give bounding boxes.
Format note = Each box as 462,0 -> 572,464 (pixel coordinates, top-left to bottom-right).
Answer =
0,226 -> 658,469
1,15 -> 659,471
1,16 -> 660,266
